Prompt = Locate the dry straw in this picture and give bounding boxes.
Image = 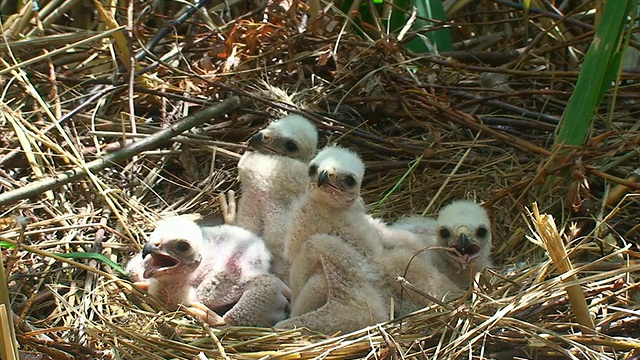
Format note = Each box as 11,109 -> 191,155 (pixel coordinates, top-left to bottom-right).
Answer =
0,0 -> 638,358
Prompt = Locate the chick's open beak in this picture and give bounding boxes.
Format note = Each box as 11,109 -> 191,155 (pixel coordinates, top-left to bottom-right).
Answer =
452,232 -> 482,269
142,242 -> 180,278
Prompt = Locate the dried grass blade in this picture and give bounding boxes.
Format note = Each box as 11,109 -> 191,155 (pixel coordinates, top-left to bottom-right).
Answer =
3,1 -> 33,39
29,0 -> 86,35
1,108 -> 54,201
92,0 -> 137,73
1,58 -> 86,171
0,97 -> 241,206
421,133 -> 477,215
371,154 -> 423,212
0,31 -> 99,52
0,26 -> 125,76
529,203 -> 595,331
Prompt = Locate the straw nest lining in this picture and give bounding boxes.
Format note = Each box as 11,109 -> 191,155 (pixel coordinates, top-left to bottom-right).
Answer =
0,1 -> 639,359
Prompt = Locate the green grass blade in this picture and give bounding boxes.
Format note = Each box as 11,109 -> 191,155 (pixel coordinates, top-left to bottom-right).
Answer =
338,0 -> 451,53
597,50 -> 623,106
370,154 -> 423,212
55,252 -> 129,277
0,241 -> 15,249
555,0 -> 636,147
405,0 -> 452,53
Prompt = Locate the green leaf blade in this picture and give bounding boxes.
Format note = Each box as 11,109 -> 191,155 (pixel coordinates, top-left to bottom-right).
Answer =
556,0 -> 636,147
55,252 -> 129,277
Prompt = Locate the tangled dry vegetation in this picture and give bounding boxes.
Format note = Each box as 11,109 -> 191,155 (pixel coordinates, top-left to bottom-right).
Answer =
0,0 -> 639,359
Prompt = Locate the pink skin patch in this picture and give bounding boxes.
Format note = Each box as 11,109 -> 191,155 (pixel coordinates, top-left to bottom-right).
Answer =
320,183 -> 344,198
143,253 -> 180,278
432,244 -> 482,270
317,183 -> 357,205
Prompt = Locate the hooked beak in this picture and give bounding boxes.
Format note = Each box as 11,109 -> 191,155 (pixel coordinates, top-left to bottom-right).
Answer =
247,131 -> 265,149
142,241 -> 155,258
317,170 -> 330,187
457,233 -> 480,268
459,233 -> 471,251
247,130 -> 284,156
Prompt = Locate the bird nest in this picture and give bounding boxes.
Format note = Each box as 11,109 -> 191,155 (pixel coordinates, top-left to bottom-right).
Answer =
1,1 -> 639,359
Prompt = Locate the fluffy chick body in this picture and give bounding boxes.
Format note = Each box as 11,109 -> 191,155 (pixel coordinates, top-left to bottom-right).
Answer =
276,234 -> 386,334
284,146 -> 383,299
370,202 -> 492,316
372,246 -> 459,317
371,217 -> 429,251
128,216 -> 290,326
193,224 -> 291,326
234,114 -> 318,282
390,216 -> 438,246
360,217 -> 455,317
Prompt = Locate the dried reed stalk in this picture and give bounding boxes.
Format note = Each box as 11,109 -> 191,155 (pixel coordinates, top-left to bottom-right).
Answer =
529,203 -> 595,331
0,305 -> 17,360
0,250 -> 18,359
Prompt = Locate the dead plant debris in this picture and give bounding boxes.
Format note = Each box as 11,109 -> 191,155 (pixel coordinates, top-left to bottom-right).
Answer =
0,1 -> 638,359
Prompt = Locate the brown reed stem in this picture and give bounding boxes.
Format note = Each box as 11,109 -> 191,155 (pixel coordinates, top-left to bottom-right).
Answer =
530,203 -> 595,331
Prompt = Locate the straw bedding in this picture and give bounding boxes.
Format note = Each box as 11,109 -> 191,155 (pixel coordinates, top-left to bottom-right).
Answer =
0,1 -> 638,358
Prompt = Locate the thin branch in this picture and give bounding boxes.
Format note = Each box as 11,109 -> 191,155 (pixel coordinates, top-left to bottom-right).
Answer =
0,96 -> 242,206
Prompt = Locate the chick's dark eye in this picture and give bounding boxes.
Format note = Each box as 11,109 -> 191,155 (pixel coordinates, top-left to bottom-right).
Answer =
308,165 -> 318,177
439,227 -> 451,239
284,140 -> 298,153
175,240 -> 191,252
343,175 -> 356,187
476,226 -> 488,238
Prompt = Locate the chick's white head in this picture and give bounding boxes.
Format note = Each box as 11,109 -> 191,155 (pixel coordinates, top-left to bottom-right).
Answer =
248,114 -> 318,162
436,200 -> 491,270
306,146 -> 364,208
142,216 -> 204,279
